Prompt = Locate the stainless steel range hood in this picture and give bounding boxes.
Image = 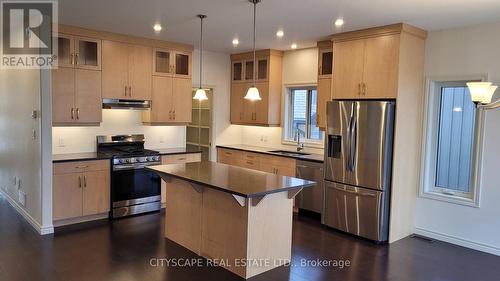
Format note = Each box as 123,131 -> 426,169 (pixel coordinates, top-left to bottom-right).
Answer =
102,99 -> 151,110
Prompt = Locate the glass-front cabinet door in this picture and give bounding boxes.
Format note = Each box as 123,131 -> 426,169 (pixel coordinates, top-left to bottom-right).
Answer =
319,49 -> 333,78
174,51 -> 191,77
153,48 -> 172,76
257,58 -> 268,81
232,61 -> 243,82
75,37 -> 101,70
245,60 -> 254,81
56,34 -> 74,68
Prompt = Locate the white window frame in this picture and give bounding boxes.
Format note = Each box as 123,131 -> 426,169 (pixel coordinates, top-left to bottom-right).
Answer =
282,85 -> 324,148
419,76 -> 486,207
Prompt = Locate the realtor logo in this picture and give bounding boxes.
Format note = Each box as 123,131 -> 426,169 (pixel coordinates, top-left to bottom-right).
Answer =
1,0 -> 58,69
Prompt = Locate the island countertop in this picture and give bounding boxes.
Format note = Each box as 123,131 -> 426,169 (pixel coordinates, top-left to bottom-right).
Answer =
147,161 -> 315,198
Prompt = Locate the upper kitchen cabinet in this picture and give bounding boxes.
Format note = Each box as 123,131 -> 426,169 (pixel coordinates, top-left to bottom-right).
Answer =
230,50 -> 283,126
102,40 -> 152,100
52,34 -> 102,126
316,40 -> 333,130
153,48 -> 191,78
331,24 -> 427,99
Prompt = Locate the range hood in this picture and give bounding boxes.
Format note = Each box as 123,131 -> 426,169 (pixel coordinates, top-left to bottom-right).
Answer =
102,99 -> 151,110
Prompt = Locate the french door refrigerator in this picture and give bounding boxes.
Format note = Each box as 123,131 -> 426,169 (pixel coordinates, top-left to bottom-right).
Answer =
323,100 -> 395,242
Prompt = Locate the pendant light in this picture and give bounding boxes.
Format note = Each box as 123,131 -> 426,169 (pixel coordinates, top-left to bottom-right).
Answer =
244,0 -> 262,101
193,14 -> 208,101
467,82 -> 499,110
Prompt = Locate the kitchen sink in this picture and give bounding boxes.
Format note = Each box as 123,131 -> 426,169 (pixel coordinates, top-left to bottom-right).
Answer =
268,150 -> 311,157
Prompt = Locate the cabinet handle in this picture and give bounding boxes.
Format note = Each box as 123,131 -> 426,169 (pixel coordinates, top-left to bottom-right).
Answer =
319,65 -> 322,76
173,110 -> 176,120
78,176 -> 82,188
177,157 -> 187,161
83,176 -> 87,188
70,53 -> 75,65
358,83 -> 361,96
362,83 -> 367,96
76,108 -> 80,120
125,86 -> 128,96
246,161 -> 254,165
128,86 -> 132,97
75,165 -> 88,169
71,108 -> 75,119
75,53 -> 79,65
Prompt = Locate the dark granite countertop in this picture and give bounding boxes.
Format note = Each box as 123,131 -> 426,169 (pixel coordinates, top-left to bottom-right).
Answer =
147,161 -> 315,198
216,144 -> 324,163
53,147 -> 202,163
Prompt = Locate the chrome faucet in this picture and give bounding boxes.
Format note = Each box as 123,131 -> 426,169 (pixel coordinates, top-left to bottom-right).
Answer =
295,124 -> 306,152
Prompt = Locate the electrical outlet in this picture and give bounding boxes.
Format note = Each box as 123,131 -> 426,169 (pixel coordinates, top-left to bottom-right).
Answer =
18,190 -> 26,207
58,137 -> 66,147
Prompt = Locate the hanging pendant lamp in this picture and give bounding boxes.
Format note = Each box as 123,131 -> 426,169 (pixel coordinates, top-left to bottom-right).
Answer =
244,0 -> 262,101
193,14 -> 208,101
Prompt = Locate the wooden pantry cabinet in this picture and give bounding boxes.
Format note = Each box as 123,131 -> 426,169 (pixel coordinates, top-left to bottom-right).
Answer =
331,24 -> 426,99
53,160 -> 110,222
52,34 -> 102,126
316,40 -> 333,130
102,41 -> 152,100
230,50 -> 282,126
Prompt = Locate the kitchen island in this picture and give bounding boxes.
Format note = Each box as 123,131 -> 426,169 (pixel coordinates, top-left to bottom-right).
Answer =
147,161 -> 315,279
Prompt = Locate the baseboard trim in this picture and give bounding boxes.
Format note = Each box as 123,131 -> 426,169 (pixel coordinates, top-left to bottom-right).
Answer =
0,190 -> 54,235
414,227 -> 500,256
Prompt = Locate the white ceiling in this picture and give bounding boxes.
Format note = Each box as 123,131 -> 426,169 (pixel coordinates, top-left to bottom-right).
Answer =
59,0 -> 500,53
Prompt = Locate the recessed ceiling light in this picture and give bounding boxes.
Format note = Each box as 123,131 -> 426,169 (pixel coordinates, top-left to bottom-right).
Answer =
334,18 -> 344,27
276,30 -> 284,38
232,38 -> 239,46
153,24 -> 162,32
291,43 -> 297,49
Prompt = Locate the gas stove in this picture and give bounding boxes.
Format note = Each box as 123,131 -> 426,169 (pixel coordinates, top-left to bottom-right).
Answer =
97,135 -> 162,218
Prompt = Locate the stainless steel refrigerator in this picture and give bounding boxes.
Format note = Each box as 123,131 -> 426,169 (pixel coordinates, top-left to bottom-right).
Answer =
323,100 -> 395,242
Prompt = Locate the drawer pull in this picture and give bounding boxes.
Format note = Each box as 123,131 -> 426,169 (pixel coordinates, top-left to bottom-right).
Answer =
75,165 -> 89,169
78,176 -> 82,188
177,157 -> 187,161
246,161 -> 254,165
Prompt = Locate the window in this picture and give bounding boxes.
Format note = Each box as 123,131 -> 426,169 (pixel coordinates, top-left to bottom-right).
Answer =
420,80 -> 484,207
283,87 -> 323,145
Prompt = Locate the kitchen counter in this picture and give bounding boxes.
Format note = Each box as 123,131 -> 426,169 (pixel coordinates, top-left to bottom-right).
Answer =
147,161 -> 315,198
147,161 -> 314,278
216,144 -> 324,163
52,147 -> 202,163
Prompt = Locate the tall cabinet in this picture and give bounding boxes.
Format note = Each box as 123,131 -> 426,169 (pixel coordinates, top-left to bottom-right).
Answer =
52,34 -> 102,126
316,40 -> 333,130
230,50 -> 283,126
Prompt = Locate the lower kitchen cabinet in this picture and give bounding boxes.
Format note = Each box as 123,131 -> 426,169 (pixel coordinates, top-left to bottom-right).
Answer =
53,160 -> 110,222
160,153 -> 202,205
217,148 -> 296,177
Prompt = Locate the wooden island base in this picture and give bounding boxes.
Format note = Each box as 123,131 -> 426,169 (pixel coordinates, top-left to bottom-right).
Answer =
163,177 -> 295,279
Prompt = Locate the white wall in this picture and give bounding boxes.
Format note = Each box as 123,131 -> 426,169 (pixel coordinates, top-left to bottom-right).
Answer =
0,69 -> 44,232
240,48 -> 323,154
415,21 -> 500,255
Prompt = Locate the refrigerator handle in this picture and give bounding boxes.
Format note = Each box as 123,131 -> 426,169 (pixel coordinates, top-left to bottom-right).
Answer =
350,111 -> 358,172
346,115 -> 353,172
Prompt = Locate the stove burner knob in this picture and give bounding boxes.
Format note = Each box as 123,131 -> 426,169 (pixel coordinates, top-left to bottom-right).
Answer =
118,159 -> 124,164
125,159 -> 130,163
146,157 -> 152,162
154,156 -> 160,161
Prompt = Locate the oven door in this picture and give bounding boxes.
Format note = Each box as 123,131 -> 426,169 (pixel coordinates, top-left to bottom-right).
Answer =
111,165 -> 161,207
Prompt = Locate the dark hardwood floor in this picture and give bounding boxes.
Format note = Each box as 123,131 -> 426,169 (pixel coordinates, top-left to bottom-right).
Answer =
1,194 -> 499,281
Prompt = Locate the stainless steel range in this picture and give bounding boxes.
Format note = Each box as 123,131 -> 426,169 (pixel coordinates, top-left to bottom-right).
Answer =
97,135 -> 162,218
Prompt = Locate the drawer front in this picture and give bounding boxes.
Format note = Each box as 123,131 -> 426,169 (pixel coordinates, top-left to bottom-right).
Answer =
242,159 -> 260,170
54,160 -> 110,174
162,153 -> 201,164
217,148 -> 243,166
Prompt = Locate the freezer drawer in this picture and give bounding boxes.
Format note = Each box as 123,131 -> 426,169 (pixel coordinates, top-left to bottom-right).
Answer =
295,160 -> 324,215
323,181 -> 389,242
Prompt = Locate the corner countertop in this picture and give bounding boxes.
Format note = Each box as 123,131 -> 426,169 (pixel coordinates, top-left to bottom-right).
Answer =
216,144 -> 324,163
147,161 -> 315,198
52,147 -> 202,163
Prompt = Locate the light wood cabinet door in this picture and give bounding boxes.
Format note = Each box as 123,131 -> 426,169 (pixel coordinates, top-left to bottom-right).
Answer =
318,49 -> 333,79
56,34 -> 75,68
316,78 -> 332,129
129,44 -> 152,100
75,69 -> 102,123
82,170 -> 110,216
173,51 -> 191,78
230,83 -> 246,123
232,61 -> 244,82
153,48 -> 173,76
172,78 -> 192,122
151,76 -> 174,122
102,40 -> 129,99
52,67 -> 75,124
53,173 -> 82,221
332,40 -> 365,99
362,35 -> 400,99
254,82 -> 269,124
75,36 -> 101,70
257,58 -> 268,81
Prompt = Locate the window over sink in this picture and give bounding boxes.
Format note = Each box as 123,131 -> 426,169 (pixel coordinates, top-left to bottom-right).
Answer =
283,86 -> 323,146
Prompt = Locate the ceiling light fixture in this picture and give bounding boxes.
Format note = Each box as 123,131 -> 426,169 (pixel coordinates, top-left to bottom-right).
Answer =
244,0 -> 262,101
153,23 -> 162,32
467,82 -> 499,110
334,18 -> 344,27
276,30 -> 284,38
291,43 -> 297,49
232,38 -> 239,46
193,15 -> 208,101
